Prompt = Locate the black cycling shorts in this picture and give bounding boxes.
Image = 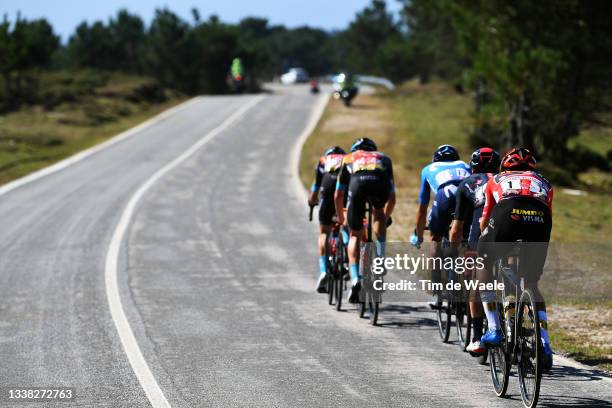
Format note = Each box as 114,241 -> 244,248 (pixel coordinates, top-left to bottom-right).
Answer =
428,182 -> 460,238
318,172 -> 338,225
346,172 -> 391,231
467,206 -> 484,249
477,197 -> 552,283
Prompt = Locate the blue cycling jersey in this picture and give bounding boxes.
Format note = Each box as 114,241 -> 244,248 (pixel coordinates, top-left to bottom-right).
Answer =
418,160 -> 471,205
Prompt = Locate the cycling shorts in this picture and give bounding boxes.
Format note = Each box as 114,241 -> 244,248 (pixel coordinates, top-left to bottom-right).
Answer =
477,197 -> 552,283
318,172 -> 338,225
346,172 -> 391,231
428,182 -> 460,238
467,206 -> 484,249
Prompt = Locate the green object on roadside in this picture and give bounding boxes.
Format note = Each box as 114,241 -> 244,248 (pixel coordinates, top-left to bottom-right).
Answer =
231,58 -> 244,77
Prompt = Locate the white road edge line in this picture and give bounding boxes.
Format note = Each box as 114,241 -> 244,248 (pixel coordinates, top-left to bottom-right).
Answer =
105,95 -> 265,408
0,97 -> 202,197
289,93 -> 330,203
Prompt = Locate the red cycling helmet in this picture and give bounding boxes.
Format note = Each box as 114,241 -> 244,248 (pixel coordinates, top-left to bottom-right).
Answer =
500,147 -> 537,171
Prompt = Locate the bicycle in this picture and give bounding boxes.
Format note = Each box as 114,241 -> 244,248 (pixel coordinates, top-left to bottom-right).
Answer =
488,241 -> 544,408
457,250 -> 489,364
310,204 -> 348,310
326,220 -> 348,311
433,239 -> 470,344
357,201 -> 380,325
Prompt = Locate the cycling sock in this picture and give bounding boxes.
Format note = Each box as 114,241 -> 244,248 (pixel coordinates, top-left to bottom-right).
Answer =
350,263 -> 360,285
319,256 -> 327,275
481,290 -> 500,330
341,229 -> 349,247
472,317 -> 484,340
375,238 -> 386,257
538,311 -> 550,346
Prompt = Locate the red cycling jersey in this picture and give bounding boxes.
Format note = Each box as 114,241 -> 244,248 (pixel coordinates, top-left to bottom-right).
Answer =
482,170 -> 553,221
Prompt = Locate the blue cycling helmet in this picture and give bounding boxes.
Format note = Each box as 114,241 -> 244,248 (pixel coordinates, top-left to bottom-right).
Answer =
350,138 -> 377,152
324,146 -> 345,156
433,144 -> 459,162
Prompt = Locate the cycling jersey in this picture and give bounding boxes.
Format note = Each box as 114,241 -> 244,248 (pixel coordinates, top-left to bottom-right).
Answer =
312,153 -> 344,226
454,173 -> 492,247
336,151 -> 394,192
418,161 -> 471,205
454,173 -> 492,221
482,170 -> 553,222
418,160 -> 470,237
312,153 -> 344,192
478,170 -> 554,283
336,151 -> 395,231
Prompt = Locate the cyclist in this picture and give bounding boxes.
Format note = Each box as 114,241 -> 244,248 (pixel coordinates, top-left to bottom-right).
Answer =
449,147 -> 500,355
410,145 -> 471,304
477,147 -> 554,370
309,146 -> 346,293
334,138 -> 396,303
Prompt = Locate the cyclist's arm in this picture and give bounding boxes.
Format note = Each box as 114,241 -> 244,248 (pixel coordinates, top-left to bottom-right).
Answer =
450,182 -> 468,247
415,168 -> 430,240
384,158 -> 396,217
309,160 -> 323,205
480,179 -> 495,232
334,162 -> 349,225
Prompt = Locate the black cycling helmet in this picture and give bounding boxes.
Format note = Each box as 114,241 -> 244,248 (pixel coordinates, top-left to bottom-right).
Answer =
324,146 -> 345,156
432,144 -> 460,162
350,137 -> 377,152
470,147 -> 500,173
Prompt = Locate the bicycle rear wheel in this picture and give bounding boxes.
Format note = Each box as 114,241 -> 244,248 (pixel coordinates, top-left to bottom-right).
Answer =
517,289 -> 542,408
478,318 -> 489,365
327,270 -> 335,305
436,294 -> 452,342
369,288 -> 380,326
335,273 -> 343,311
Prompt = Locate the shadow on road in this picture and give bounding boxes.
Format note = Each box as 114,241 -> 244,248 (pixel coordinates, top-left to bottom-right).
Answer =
375,304 -> 438,328
538,395 -> 612,407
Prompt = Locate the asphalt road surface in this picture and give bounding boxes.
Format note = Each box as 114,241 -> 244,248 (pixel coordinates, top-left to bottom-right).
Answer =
0,85 -> 610,407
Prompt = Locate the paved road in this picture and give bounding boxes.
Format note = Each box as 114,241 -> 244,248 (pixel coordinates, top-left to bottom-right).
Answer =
0,85 -> 610,407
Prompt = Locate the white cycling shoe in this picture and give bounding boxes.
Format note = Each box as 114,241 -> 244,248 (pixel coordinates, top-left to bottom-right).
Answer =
467,340 -> 486,355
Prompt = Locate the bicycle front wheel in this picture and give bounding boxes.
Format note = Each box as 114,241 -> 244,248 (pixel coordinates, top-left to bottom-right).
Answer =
436,295 -> 451,342
457,306 -> 470,351
517,289 -> 542,408
489,304 -> 510,397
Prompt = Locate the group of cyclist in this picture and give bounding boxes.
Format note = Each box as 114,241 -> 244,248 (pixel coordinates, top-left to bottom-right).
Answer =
308,139 -> 554,371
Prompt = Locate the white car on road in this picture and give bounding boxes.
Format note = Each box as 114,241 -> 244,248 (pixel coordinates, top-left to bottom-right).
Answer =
280,68 -> 309,84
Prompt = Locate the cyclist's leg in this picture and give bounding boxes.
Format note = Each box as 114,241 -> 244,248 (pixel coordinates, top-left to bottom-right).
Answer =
428,186 -> 455,293
346,178 -> 366,302
316,176 -> 336,292
370,176 -> 391,258
477,213 -> 504,344
468,209 -> 485,349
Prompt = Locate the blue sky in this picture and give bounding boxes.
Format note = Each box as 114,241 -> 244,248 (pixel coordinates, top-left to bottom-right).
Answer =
1,0 -> 403,41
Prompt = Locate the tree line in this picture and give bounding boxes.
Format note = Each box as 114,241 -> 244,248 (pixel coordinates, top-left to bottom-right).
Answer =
1,1 -> 611,169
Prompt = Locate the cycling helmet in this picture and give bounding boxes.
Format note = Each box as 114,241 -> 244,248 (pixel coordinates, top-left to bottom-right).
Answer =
500,147 -> 537,171
324,146 -> 345,156
470,147 -> 500,173
350,137 -> 377,152
432,144 -> 460,162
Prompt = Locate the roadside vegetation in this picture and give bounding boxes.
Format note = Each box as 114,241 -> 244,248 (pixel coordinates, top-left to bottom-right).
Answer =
300,81 -> 611,371
0,71 -> 184,184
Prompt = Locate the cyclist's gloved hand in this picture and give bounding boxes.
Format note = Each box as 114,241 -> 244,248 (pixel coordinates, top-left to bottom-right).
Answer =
409,230 -> 422,249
